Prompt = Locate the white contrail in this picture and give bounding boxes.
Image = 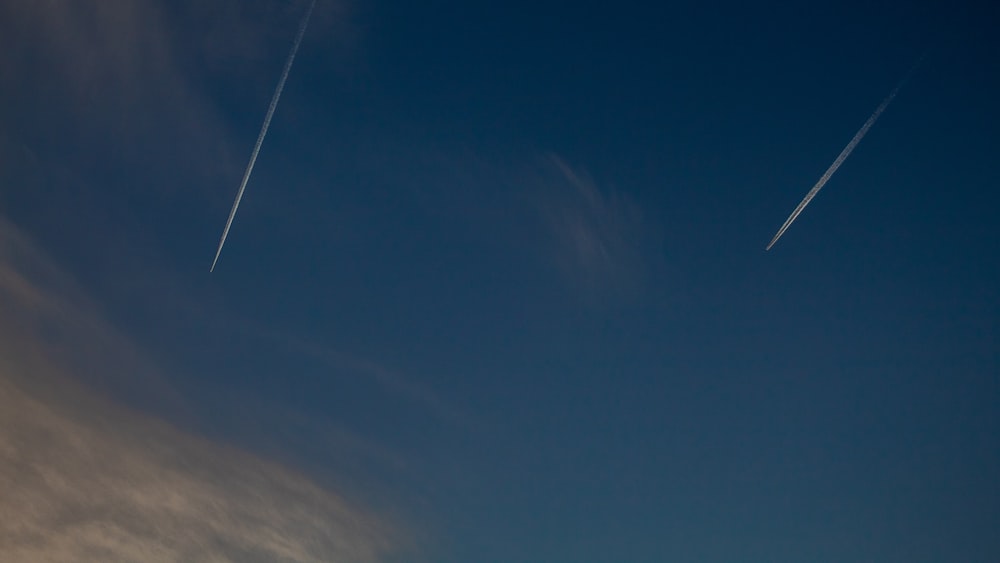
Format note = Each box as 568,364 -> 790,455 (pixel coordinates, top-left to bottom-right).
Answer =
765,87 -> 897,251
765,57 -> 924,251
211,0 -> 317,272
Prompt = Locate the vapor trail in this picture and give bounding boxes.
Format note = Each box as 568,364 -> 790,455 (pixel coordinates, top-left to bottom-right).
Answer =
765,59 -> 923,251
211,0 -> 317,272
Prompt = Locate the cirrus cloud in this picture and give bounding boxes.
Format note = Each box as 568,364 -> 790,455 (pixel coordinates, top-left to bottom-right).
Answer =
0,216 -> 402,562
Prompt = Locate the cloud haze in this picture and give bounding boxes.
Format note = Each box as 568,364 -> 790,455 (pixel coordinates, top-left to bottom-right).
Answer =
0,0 -> 347,209
386,151 -> 656,302
538,155 -> 650,297
0,217 -> 401,562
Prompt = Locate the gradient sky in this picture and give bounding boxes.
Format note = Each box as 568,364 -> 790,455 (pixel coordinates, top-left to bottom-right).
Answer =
1,1 -> 998,561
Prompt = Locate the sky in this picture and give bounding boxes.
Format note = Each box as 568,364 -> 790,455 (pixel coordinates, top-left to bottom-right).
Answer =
0,0 -> 998,561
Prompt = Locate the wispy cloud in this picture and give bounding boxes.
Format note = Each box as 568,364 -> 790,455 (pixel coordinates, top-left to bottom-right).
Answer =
538,155 -> 650,298
0,216 -> 404,562
0,377 -> 396,563
0,218 -> 184,416
0,1 -> 215,153
0,0 -> 347,206
274,331 -> 475,428
382,151 -> 655,302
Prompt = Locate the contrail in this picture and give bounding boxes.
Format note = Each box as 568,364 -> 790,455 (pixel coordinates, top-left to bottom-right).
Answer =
765,58 -> 924,251
211,0 -> 317,272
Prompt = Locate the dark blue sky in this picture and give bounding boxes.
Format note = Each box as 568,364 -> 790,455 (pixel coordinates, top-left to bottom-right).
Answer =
1,0 -> 998,561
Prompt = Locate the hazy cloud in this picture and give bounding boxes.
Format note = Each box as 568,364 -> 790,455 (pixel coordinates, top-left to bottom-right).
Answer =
0,377 -> 395,563
0,1 -> 214,143
537,155 -> 650,297
0,0 -> 347,205
0,217 -> 402,562
379,151 -> 655,302
250,327 -> 473,428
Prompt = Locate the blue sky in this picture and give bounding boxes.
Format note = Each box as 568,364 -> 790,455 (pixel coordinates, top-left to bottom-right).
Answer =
1,1 -> 998,561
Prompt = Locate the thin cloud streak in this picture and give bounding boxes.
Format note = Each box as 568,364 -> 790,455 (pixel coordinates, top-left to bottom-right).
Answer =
211,0 -> 317,272
242,323 -> 475,428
